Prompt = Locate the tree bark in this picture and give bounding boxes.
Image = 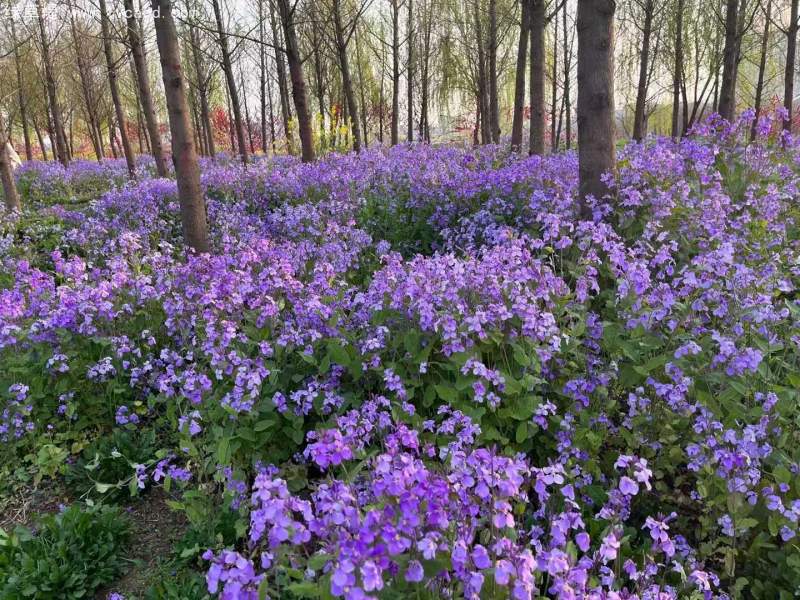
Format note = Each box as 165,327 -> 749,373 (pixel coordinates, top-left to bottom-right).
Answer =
751,0 -> 771,140
632,0 -> 654,141
259,0 -> 269,153
124,0 -> 168,175
488,0 -> 500,141
391,0 -> 401,145
35,0 -> 69,166
277,0 -> 316,162
0,115 -> 19,212
333,0 -> 363,151
511,0 -> 530,150
577,0 -> 616,217
563,3 -> 572,149
528,0 -> 545,155
475,0 -> 491,144
269,0 -> 294,154
550,4 -> 558,152
189,24 -> 216,159
671,0 -> 684,139
718,0 -> 739,121
10,18 -> 32,161
151,0 -> 209,253
407,0 -> 414,141
784,0 -> 799,132
99,0 -> 136,178
211,0 -> 249,164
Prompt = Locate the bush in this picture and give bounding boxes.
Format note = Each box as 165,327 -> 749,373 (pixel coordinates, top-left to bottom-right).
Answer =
0,504 -> 131,599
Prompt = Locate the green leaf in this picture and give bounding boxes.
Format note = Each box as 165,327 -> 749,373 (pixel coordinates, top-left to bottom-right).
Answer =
515,422 -> 528,444
434,384 -> 457,402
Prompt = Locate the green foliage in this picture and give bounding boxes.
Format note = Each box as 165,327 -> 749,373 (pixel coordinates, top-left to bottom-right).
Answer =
0,504 -> 131,599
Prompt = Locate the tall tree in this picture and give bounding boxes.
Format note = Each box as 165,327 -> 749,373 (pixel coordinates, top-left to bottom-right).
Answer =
124,0 -> 168,175
99,0 -> 136,178
784,0 -> 799,132
488,0 -> 500,141
9,16 -> 32,161
751,0 -> 771,141
211,0 -> 250,164
259,0 -> 269,153
670,0 -> 684,139
511,0 -> 530,150
269,0 -> 294,154
277,0 -> 316,161
631,0 -> 655,141
390,0 -> 402,145
718,0 -> 740,121
150,0 -> 209,252
35,0 -> 69,166
0,115 -> 20,212
407,0 -> 414,141
332,0 -> 363,151
528,0 -> 545,154
188,23 -> 216,159
577,0 -> 616,218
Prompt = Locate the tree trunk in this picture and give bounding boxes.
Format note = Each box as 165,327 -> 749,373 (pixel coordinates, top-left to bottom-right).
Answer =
391,0 -> 401,145
671,0 -> 684,139
718,0 -> 739,121
211,0 -> 249,164
277,0 -> 316,162
259,0 -> 268,153
577,0 -> 616,217
632,0 -> 654,141
550,5 -> 558,152
151,0 -> 209,253
124,0 -> 168,175
0,115 -> 19,212
475,0 -> 491,144
269,1 -> 294,154
407,0 -> 414,141
511,0 -> 530,150
240,66 -> 255,153
355,28 -> 370,147
528,0 -> 545,155
189,25 -> 216,159
10,19 -> 32,162
785,0 -> 799,132
751,0 -> 771,140
488,0 -> 500,141
99,0 -> 136,178
333,0 -> 363,151
35,0 -> 69,166
563,4 -> 572,149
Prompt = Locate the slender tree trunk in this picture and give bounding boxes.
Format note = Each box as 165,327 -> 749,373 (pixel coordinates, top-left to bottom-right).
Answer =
563,4 -> 572,149
33,117 -> 48,161
124,0 -> 168,175
333,0 -> 363,151
99,0 -> 136,178
356,29 -> 370,147
632,0 -> 654,141
419,0 -> 433,142
785,0 -> 799,132
577,0 -> 616,217
529,0 -> 545,154
269,2 -> 294,154
277,0 -> 316,162
475,0 -> 491,144
35,0 -> 68,166
211,0 -> 249,164
10,19 -> 32,161
488,0 -> 500,141
391,0 -> 401,145
511,0 -> 530,150
550,5 -> 559,152
718,0 -> 740,121
189,25 -> 216,159
259,0 -> 268,153
671,0 -> 684,139
751,0 -> 771,140
151,0 -> 209,253
225,85 -> 237,154
407,0 -> 414,141
240,66 -> 255,153
0,115 -> 19,212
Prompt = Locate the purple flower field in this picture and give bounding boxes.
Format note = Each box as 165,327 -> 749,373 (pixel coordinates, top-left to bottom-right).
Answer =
1,111 -> 800,599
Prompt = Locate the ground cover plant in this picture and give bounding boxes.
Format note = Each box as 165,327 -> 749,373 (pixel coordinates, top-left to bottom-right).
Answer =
1,111 -> 800,599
